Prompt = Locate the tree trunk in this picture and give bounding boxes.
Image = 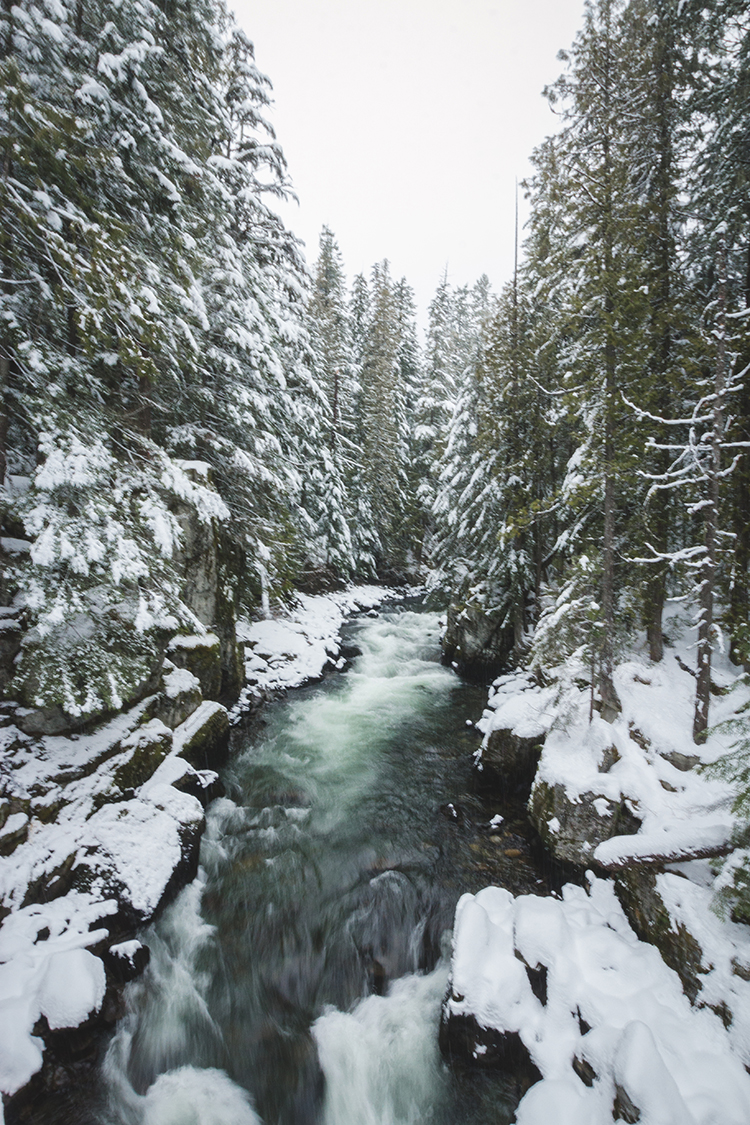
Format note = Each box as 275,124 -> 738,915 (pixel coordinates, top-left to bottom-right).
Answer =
599,9 -> 620,722
693,240 -> 726,742
0,353 -> 9,488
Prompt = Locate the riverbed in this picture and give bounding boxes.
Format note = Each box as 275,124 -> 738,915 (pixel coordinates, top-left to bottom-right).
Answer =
84,604 -> 559,1125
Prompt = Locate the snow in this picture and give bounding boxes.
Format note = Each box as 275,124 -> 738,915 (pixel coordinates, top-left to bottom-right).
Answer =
231,584 -> 399,717
168,632 -> 219,652
162,666 -> 201,699
479,605 -> 749,873
447,877 -> 750,1125
0,893 -> 114,1096
475,671 -> 557,745
109,939 -> 143,965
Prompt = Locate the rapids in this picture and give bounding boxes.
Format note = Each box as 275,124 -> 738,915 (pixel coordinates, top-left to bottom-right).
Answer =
88,604 -> 553,1125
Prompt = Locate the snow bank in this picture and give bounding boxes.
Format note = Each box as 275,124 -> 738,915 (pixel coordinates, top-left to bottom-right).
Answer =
0,893 -> 115,1096
446,877 -> 750,1124
475,671 -> 557,746
232,584 -> 399,716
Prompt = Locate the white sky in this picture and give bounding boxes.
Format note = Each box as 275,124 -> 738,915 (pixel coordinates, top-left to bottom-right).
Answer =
230,0 -> 585,327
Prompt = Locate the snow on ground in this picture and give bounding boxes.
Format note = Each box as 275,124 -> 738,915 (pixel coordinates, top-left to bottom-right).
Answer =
231,584 -> 399,717
446,877 -> 750,1125
477,615 -> 747,869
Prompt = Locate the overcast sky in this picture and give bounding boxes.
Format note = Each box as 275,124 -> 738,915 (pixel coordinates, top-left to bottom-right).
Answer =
231,0 -> 585,326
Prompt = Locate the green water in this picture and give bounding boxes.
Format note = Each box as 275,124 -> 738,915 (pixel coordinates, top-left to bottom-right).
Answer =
93,605 -> 552,1125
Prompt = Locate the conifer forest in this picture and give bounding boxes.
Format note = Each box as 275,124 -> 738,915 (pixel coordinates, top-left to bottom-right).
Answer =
5,2 -> 750,1124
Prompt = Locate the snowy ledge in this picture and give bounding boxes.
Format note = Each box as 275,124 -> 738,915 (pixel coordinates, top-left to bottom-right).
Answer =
444,877 -> 750,1125
230,584 -> 402,719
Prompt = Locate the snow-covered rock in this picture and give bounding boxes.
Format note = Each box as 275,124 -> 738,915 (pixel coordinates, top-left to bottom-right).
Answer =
442,878 -> 750,1124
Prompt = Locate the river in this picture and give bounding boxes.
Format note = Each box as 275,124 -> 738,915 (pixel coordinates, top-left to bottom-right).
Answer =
86,603 -> 557,1125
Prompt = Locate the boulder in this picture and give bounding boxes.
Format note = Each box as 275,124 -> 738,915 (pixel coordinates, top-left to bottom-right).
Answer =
111,720 -> 173,793
0,811 -> 29,856
482,726 -> 543,791
529,779 -> 641,869
172,700 -> 230,771
614,867 -> 706,1002
442,602 -> 514,681
439,1007 -> 541,1078
168,633 -> 222,700
151,665 -> 202,729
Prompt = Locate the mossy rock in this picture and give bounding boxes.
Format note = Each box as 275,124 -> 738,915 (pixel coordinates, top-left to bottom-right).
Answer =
614,867 -> 706,1002
111,720 -> 173,792
529,779 -> 641,869
12,605 -> 169,734
150,665 -> 203,729
0,811 -> 29,856
168,634 -> 222,701
172,701 -> 229,770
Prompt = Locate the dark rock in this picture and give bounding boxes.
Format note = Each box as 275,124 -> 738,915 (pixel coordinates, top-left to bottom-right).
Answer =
615,867 -> 706,1002
0,812 -> 28,856
172,764 -> 225,807
529,780 -> 641,869
661,750 -> 700,773
168,634 -> 223,701
0,611 -> 23,696
573,1055 -> 597,1087
599,743 -> 621,772
102,940 -> 151,986
439,1008 -> 542,1085
111,720 -> 172,792
481,726 -> 543,793
339,643 -> 363,660
21,853 -> 77,908
441,601 -> 514,681
524,963 -> 548,1006
15,704 -> 77,737
614,1083 -> 641,1123
175,702 -> 230,771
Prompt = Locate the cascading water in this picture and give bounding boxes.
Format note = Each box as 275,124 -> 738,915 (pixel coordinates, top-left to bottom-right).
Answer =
90,605 -> 549,1125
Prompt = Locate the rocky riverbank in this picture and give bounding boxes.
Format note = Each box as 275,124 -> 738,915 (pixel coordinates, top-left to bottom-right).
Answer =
439,604 -> 750,1123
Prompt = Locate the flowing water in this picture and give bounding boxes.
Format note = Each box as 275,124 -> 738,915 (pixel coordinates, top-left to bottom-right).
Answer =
89,604 -> 556,1125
